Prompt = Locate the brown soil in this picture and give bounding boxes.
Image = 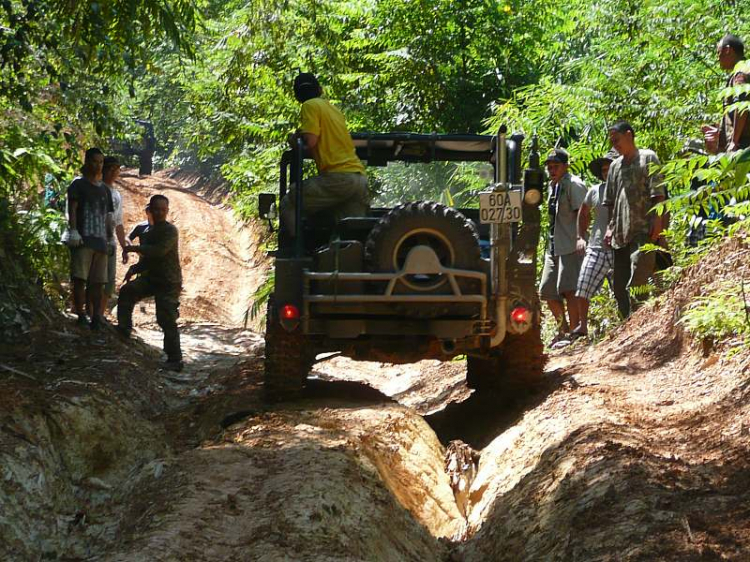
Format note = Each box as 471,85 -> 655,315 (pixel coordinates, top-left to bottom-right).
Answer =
116,168 -> 268,328
2,172 -> 750,561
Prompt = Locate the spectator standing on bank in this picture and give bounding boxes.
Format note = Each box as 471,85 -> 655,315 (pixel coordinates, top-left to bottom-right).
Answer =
98,156 -> 129,318
117,194 -> 183,371
63,147 -> 113,330
603,121 -> 666,318
539,148 -> 588,345
573,150 -> 618,338
703,34 -> 750,153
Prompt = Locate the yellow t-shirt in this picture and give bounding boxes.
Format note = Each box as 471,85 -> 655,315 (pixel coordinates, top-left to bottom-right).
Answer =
300,98 -> 365,174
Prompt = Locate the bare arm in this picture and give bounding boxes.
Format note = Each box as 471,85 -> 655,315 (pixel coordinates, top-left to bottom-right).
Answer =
115,224 -> 127,249
68,199 -> 78,229
577,204 -> 591,239
576,204 -> 590,255
649,195 -> 666,240
302,132 -> 319,150
287,132 -> 319,157
732,112 -> 748,150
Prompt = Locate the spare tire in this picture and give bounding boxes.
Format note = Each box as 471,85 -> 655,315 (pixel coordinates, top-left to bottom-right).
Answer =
365,201 -> 482,316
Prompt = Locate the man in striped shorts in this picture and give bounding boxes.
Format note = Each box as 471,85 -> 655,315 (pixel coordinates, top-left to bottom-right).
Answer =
572,150 -> 618,338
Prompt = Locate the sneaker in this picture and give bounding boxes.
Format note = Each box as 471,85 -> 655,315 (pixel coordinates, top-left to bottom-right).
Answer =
569,330 -> 588,341
550,332 -> 569,346
115,325 -> 132,339
163,360 -> 184,372
76,314 -> 89,327
90,316 -> 104,331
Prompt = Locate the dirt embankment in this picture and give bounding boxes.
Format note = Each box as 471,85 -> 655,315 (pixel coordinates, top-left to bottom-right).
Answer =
2,170 -> 750,561
116,169 -> 269,328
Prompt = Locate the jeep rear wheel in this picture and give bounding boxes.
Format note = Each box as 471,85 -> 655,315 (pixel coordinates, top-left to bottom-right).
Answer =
365,201 -> 481,317
264,297 -> 313,402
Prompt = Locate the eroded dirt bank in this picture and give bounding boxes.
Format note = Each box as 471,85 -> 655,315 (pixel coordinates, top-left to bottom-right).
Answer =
458,237 -> 750,560
2,171 -> 750,561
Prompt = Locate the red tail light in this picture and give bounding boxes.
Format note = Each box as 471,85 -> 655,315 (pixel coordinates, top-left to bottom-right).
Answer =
281,304 -> 300,320
511,306 -> 529,324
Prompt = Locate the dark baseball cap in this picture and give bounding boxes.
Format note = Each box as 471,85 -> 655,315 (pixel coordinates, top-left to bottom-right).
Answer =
588,149 -> 619,180
545,148 -> 569,164
294,73 -> 320,91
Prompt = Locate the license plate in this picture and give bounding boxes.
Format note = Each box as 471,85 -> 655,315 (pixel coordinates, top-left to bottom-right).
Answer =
479,191 -> 522,224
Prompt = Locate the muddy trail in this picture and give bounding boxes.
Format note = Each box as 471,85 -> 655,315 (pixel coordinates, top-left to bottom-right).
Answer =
2,171 -> 750,561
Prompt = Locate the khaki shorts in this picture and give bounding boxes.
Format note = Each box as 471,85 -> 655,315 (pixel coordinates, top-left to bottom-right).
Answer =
70,246 -> 108,284
540,251 -> 583,301
280,172 -> 369,235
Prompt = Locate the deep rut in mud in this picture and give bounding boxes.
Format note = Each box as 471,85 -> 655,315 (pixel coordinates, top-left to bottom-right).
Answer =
4,170 -> 750,561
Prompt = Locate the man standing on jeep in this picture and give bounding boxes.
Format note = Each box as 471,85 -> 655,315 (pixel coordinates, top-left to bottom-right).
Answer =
280,73 -> 369,236
603,121 -> 666,318
539,148 -> 587,345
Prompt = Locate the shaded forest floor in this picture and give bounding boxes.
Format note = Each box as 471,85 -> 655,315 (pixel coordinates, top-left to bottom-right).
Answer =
1,171 -> 749,561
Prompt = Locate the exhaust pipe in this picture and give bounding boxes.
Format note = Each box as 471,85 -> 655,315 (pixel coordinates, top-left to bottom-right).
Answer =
441,339 -> 457,354
490,126 -> 509,347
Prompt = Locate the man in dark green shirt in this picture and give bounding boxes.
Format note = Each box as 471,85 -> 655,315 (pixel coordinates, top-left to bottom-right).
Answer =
117,194 -> 183,371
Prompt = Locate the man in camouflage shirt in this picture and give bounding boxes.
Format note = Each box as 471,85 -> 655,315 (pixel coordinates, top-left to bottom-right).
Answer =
117,194 -> 183,371
603,121 -> 666,318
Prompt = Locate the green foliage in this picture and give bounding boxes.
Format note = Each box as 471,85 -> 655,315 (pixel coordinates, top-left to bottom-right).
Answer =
248,268 -> 274,325
371,161 -> 492,207
678,281 -> 750,343
0,0 -> 199,309
3,0 -> 750,327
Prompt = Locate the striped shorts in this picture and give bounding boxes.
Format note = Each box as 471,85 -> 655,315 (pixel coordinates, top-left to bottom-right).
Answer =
576,247 -> 613,300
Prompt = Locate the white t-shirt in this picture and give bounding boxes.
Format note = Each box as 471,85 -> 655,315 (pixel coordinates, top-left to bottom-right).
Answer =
102,182 -> 123,244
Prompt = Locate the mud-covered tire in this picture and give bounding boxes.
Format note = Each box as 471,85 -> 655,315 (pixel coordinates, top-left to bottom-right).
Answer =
466,326 -> 546,394
365,201 -> 481,317
264,297 -> 314,402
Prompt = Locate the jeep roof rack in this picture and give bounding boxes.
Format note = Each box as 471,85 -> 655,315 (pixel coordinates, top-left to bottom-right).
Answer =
351,132 -> 497,166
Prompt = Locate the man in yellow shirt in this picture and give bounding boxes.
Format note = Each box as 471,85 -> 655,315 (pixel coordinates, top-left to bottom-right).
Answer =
280,73 -> 369,235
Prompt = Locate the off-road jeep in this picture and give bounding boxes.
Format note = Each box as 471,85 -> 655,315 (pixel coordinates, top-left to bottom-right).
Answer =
259,126 -> 546,401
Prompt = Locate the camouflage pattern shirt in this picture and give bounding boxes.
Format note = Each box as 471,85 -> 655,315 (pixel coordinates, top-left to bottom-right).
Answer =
603,149 -> 665,250
135,221 -> 182,290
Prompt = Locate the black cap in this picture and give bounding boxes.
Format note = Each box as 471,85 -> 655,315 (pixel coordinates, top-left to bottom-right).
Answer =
588,149 -> 619,180
545,148 -> 569,164
294,73 -> 319,90
293,73 -> 321,102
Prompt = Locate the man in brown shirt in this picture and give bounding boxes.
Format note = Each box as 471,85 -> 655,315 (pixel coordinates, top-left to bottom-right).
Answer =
703,34 -> 750,153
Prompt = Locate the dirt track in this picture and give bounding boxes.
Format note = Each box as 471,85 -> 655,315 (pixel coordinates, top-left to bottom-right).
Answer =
2,171 -> 750,561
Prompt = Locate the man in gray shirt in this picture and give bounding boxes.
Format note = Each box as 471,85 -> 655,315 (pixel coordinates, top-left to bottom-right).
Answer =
573,150 -> 618,337
539,148 -> 588,344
